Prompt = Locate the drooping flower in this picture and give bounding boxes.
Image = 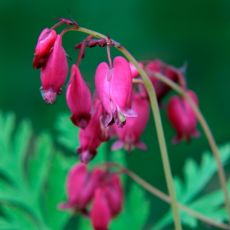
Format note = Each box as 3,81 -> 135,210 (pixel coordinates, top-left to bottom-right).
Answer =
167,90 -> 199,143
66,64 -> 92,128
59,163 -> 103,211
144,59 -> 185,102
95,56 -> 136,127
112,93 -> 149,151
60,163 -> 123,230
77,100 -> 108,163
33,28 -> 57,69
40,35 -> 68,104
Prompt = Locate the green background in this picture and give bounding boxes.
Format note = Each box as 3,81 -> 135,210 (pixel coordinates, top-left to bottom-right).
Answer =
0,0 -> 230,227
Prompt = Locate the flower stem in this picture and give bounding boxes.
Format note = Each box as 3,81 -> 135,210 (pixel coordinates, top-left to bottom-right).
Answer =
101,162 -> 230,230
76,26 -> 182,230
152,72 -> 230,222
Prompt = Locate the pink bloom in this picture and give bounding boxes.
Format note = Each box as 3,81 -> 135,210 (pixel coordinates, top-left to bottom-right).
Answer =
33,28 -> 57,68
112,94 -> 149,151
144,60 -> 184,101
40,35 -> 68,104
60,164 -> 123,230
59,163 -> 103,211
77,101 -> 108,163
167,90 -> 199,143
90,173 -> 123,230
95,56 -> 136,127
66,64 -> 92,128
91,188 -> 111,230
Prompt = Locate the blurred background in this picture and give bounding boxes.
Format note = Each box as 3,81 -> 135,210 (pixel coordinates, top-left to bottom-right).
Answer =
0,0 -> 230,228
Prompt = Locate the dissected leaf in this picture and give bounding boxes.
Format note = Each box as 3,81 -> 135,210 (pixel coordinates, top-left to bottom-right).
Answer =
0,112 -> 77,230
55,113 -> 79,152
42,151 -> 75,230
111,183 -> 150,230
153,144 -> 230,229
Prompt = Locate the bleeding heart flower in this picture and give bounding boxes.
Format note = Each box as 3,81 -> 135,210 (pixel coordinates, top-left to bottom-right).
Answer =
95,56 -> 136,127
33,28 -> 57,69
112,93 -> 149,151
167,90 -> 199,143
90,173 -> 123,230
59,163 -> 103,211
144,60 -> 184,102
60,163 -> 123,230
66,64 -> 92,128
40,35 -> 68,104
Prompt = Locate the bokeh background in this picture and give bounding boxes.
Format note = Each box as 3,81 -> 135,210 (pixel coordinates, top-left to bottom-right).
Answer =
0,0 -> 230,228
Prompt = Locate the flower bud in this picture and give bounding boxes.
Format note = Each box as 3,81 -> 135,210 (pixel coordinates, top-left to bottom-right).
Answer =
167,90 -> 199,143
77,101 -> 108,163
66,64 -> 92,128
40,35 -> 68,104
33,28 -> 57,68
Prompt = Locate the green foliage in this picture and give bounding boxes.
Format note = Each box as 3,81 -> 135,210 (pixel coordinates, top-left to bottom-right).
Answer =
0,112 -> 151,230
1,111 -> 229,230
0,112 -> 76,230
152,144 -> 230,230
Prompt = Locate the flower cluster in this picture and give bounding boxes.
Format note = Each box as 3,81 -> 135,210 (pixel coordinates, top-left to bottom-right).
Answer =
33,23 -> 200,162
33,19 -> 202,229
60,163 -> 123,230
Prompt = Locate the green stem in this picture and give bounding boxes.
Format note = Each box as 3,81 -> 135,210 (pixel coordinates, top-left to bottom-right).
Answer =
76,26 -> 182,230
153,72 -> 230,221
102,162 -> 230,230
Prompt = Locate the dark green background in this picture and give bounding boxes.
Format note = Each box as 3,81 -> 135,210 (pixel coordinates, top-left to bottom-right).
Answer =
0,0 -> 230,227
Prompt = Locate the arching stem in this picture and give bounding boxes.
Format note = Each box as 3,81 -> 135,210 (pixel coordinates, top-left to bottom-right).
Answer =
76,26 -> 182,230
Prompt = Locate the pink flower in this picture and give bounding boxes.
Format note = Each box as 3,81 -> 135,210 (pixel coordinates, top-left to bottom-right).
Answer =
33,28 -> 57,69
60,164 -> 123,230
40,35 -> 68,104
91,188 -> 111,230
77,100 -> 108,163
112,94 -> 149,151
144,60 -> 184,102
90,173 -> 123,230
59,163 -> 103,211
95,56 -> 136,127
167,90 -> 199,143
66,64 -> 92,128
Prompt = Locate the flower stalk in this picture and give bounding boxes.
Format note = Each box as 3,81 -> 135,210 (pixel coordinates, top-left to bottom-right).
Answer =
153,72 -> 230,221
76,26 -> 182,230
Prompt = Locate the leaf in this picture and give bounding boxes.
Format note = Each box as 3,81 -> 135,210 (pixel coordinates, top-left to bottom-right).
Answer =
42,151 -> 75,230
0,112 -> 75,230
55,113 -> 79,152
28,133 -> 53,198
153,144 -> 230,229
111,183 -> 150,230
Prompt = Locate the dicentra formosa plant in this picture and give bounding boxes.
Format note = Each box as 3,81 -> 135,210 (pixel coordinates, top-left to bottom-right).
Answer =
33,18 -> 230,230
